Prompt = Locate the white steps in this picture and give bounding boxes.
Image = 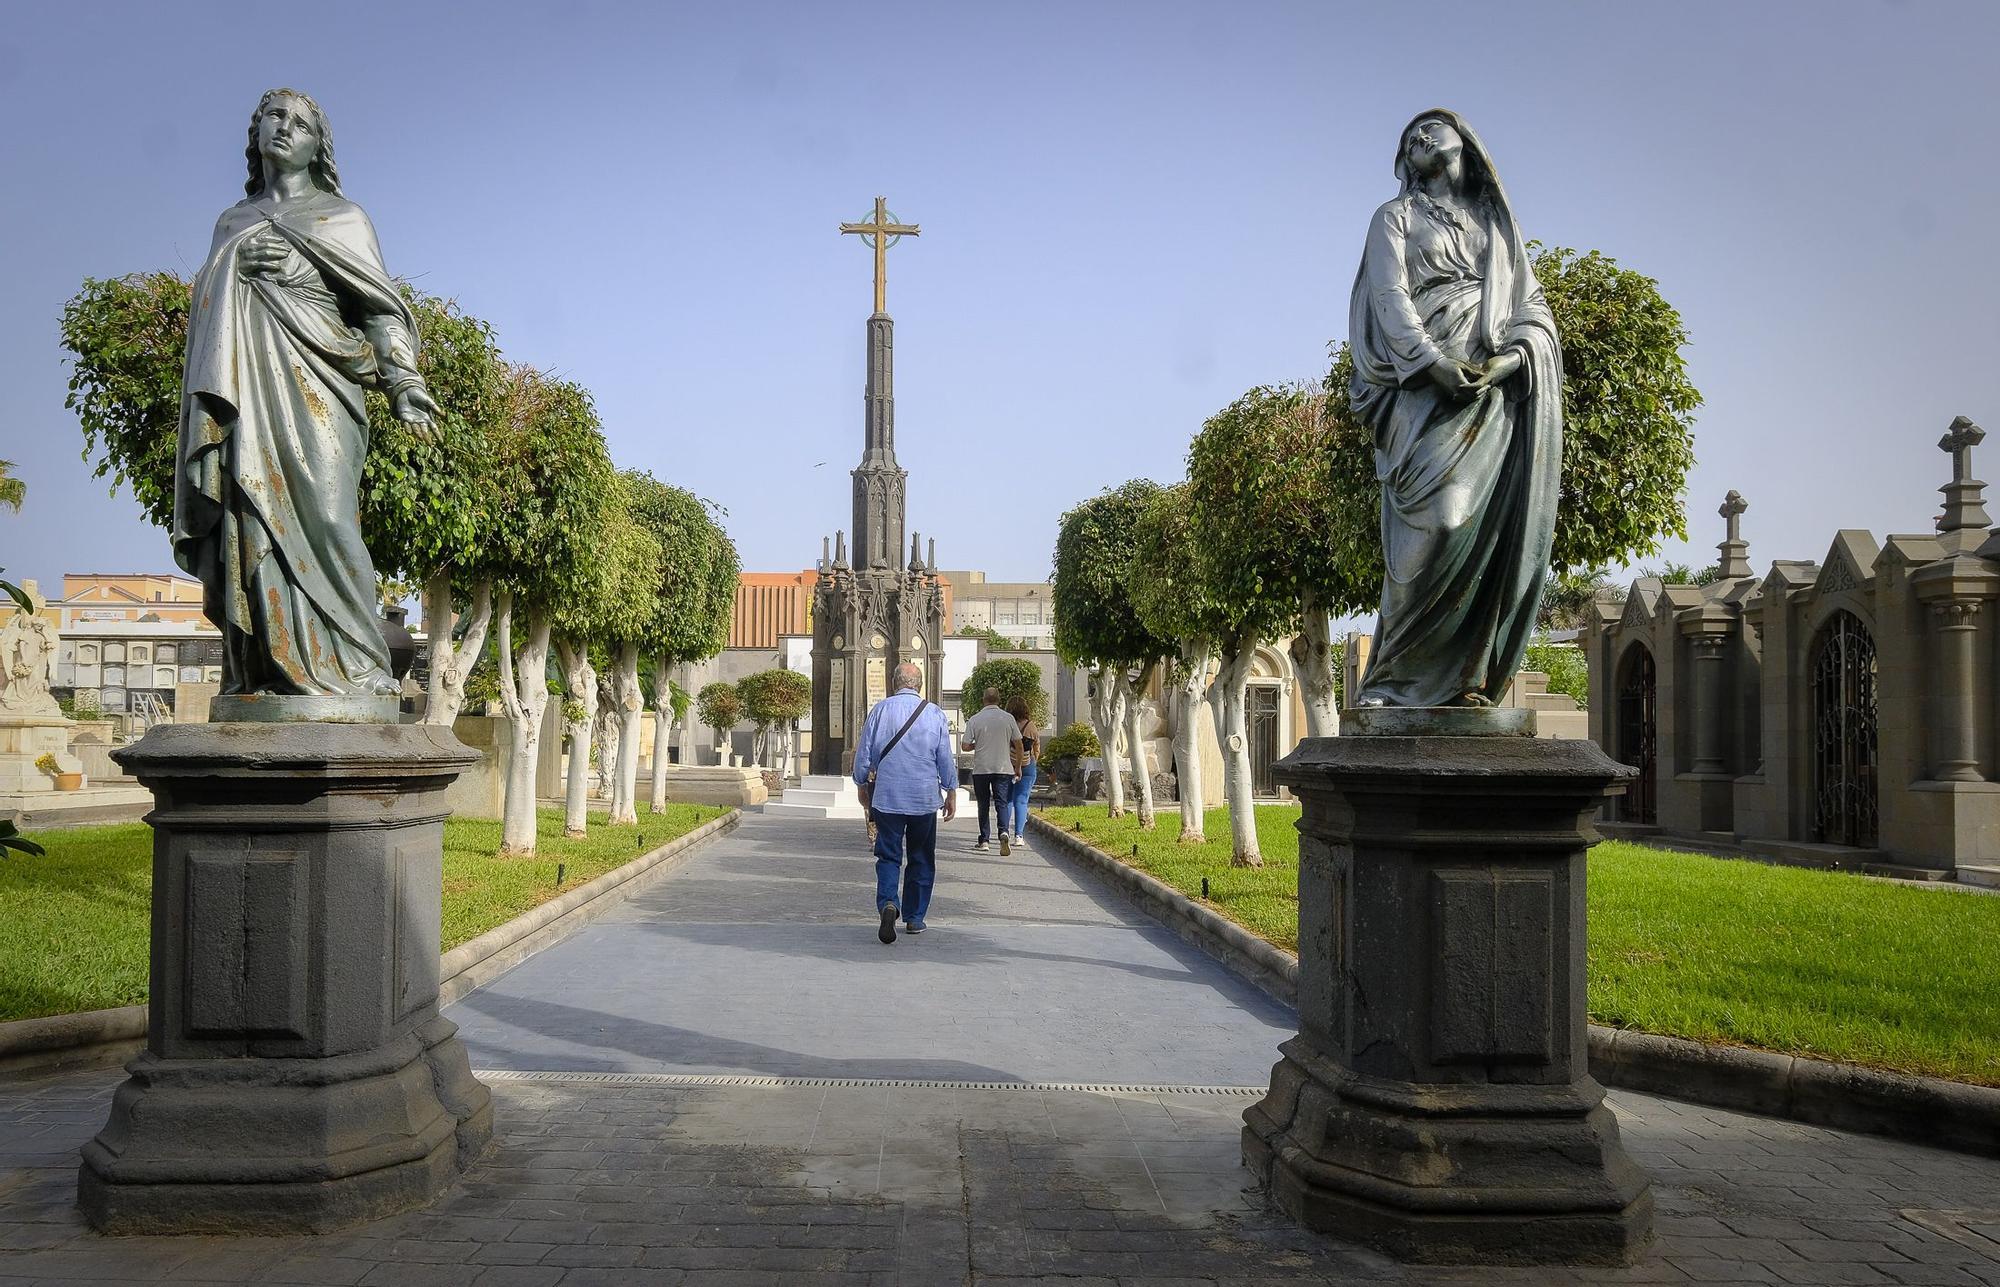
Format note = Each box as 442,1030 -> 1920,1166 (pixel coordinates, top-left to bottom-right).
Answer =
762,774 -> 867,820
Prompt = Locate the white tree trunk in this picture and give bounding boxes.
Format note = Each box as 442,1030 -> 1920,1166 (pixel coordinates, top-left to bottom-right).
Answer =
1174,640 -> 1211,842
611,643 -> 643,824
556,640 -> 596,838
1216,629 -> 1262,867
649,658 -> 672,813
1290,592 -> 1341,738
593,672 -> 619,798
1125,660 -> 1158,830
1089,669 -> 1127,817
495,591 -> 552,855
420,575 -> 493,727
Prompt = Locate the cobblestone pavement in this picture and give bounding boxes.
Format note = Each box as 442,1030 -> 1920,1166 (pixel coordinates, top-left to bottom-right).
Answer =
3,812 -> 1998,1284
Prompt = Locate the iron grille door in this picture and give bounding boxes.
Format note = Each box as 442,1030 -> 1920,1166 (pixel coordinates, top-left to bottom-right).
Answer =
1812,612 -> 1879,847
1615,650 -> 1658,823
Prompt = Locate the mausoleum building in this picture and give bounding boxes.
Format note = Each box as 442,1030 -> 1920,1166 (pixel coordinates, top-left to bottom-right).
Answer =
1585,418 -> 2000,881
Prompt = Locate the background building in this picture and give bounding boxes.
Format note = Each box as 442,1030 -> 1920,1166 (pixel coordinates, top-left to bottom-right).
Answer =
938,571 -> 1055,650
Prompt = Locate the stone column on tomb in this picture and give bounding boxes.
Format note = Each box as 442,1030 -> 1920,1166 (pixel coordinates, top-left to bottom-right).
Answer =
1243,711 -> 1651,1266
80,721 -> 489,1234
1929,598 -> 1983,783
1687,632 -> 1732,775
1910,416 -> 1998,785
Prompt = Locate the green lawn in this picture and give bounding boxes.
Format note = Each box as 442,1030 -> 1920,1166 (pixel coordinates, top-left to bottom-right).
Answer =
1040,803 -> 2000,1087
0,803 -> 725,1025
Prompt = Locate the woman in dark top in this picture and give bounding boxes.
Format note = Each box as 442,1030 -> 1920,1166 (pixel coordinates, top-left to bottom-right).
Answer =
1006,697 -> 1038,846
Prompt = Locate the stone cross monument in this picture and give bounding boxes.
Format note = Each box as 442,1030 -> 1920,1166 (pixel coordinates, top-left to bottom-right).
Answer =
811,198 -> 947,773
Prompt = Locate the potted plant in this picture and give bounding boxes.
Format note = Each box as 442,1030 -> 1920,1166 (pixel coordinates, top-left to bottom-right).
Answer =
36,751 -> 83,792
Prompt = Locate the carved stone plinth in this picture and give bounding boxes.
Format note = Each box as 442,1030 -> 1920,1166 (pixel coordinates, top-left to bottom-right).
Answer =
79,722 -> 490,1234
1242,721 -> 1652,1264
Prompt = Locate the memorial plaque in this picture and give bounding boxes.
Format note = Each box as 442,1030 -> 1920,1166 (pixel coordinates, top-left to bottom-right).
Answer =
828,660 -> 846,737
866,656 -> 887,705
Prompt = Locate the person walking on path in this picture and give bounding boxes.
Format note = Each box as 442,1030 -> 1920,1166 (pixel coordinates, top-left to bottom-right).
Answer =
852,662 -> 958,944
961,687 -> 1022,855
1005,696 -> 1039,848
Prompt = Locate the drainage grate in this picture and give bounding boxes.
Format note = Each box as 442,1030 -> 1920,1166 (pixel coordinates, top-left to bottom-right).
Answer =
1901,1210 -> 2000,1262
475,1070 -> 1264,1095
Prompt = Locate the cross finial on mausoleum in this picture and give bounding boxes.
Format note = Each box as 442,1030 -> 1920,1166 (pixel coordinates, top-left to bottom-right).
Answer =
840,196 -> 920,316
1936,415 -> 1991,536
1715,490 -> 1752,580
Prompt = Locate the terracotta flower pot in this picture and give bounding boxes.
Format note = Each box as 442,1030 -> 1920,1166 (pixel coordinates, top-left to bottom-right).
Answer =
53,773 -> 84,792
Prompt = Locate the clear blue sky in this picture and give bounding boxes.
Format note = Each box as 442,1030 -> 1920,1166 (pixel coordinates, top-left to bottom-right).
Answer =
3,1 -> 1996,609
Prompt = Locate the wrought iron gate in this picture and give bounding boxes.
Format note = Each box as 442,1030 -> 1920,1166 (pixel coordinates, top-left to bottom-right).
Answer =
1614,648 -> 1657,823
1811,611 -> 1879,847
1249,685 -> 1280,797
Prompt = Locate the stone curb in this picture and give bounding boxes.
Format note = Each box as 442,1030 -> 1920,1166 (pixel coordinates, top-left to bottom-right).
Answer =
1025,813 -> 2000,1160
0,809 -> 741,1081
1025,815 -> 1299,1006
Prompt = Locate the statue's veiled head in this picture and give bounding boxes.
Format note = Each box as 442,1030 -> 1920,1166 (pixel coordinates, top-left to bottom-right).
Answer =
244,88 -> 341,197
1394,108 -> 1502,201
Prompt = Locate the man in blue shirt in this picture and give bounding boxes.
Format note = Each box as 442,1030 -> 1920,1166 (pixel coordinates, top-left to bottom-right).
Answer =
852,662 -> 958,944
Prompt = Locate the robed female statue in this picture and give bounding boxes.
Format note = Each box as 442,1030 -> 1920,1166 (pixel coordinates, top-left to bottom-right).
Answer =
1350,109 -> 1561,709
174,89 -> 437,700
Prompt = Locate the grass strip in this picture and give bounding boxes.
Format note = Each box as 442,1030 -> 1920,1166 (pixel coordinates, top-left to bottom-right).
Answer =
0,802 -> 725,1025
1039,803 -> 2000,1087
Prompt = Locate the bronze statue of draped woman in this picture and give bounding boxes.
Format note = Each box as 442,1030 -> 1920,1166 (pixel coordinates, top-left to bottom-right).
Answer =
1350,109 -> 1562,709
174,89 -> 437,703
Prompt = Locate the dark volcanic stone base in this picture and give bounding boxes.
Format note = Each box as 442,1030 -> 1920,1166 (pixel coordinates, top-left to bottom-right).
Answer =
79,1018 -> 490,1235
1244,1039 -> 1651,1264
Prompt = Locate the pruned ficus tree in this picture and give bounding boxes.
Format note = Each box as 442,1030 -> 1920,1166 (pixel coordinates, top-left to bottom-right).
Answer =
1323,245 -> 1701,619
959,658 -> 1048,725
60,272 -> 189,530
58,274 -> 514,727
1186,390 -> 1335,867
361,291 -> 510,727
552,498 -> 661,838
624,476 -> 738,812
1128,483 -> 1228,843
696,681 -> 743,766
738,669 -> 811,774
1193,384 -> 1360,741
1051,480 -> 1172,827
490,367 -> 618,854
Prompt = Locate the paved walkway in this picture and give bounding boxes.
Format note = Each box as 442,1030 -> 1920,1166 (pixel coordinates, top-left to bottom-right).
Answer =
2,810 -> 1998,1285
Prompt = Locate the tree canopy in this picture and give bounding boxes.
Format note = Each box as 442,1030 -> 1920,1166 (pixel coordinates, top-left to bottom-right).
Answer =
621,470 -> 737,666
960,657 -> 1048,723
60,272 -> 189,529
697,681 -> 742,734
1050,480 -> 1172,669
488,367 -> 618,611
737,669 -> 810,730
1127,482 -> 1231,650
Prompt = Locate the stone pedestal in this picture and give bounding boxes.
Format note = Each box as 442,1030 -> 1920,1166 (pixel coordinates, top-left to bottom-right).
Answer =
1242,713 -> 1652,1265
79,721 -> 491,1234
0,713 -> 79,793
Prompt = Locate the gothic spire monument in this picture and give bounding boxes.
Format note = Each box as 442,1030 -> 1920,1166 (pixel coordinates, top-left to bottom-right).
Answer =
811,198 -> 947,773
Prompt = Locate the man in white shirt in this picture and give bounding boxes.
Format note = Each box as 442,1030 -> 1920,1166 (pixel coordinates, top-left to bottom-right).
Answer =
959,688 -> 1022,854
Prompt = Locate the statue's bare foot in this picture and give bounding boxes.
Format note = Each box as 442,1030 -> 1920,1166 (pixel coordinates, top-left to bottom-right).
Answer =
1460,691 -> 1493,707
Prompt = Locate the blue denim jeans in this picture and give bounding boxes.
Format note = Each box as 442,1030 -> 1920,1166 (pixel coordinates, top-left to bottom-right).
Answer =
972,773 -> 1013,843
1009,762 -> 1037,835
872,809 -> 937,926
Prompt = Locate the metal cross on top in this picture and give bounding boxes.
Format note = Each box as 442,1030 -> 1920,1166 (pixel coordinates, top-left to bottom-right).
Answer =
840,196 -> 919,315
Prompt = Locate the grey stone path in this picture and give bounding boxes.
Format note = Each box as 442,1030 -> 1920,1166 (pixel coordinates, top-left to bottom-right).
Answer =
444,812 -> 1295,1085
3,811 -> 1999,1284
